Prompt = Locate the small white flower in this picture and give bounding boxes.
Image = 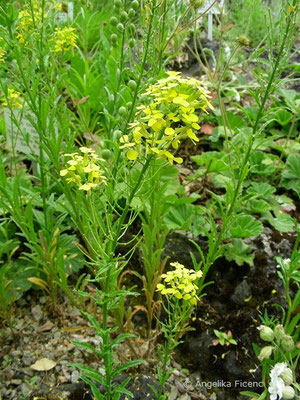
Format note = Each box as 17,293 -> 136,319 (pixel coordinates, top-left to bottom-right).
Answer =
268,376 -> 285,400
283,258 -> 290,265
270,363 -> 287,380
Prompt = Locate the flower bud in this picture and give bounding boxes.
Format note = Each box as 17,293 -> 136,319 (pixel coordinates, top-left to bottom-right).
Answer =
119,106 -> 127,117
114,0 -> 122,8
281,368 -> 293,386
281,335 -> 294,352
258,346 -> 273,360
128,8 -> 135,18
128,38 -> 135,48
101,149 -> 112,160
190,0 -> 205,8
236,35 -> 250,46
117,23 -> 124,32
258,325 -> 274,342
282,386 -> 295,399
113,130 -> 122,140
111,33 -> 118,43
131,0 -> 139,10
110,16 -> 118,26
274,324 -> 285,342
128,80 -> 137,91
120,11 -> 128,22
127,23 -> 135,34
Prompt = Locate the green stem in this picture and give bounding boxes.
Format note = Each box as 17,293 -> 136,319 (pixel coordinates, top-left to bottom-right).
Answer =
157,299 -> 178,400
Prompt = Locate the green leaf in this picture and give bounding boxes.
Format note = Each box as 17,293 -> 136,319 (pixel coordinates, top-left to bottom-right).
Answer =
230,215 -> 263,238
225,239 -> 254,266
69,363 -> 105,383
70,341 -> 102,356
248,182 -> 276,198
265,213 -> 295,233
283,155 -> 300,180
249,199 -> 270,214
112,360 -> 144,378
163,203 -> 194,230
273,109 -> 293,126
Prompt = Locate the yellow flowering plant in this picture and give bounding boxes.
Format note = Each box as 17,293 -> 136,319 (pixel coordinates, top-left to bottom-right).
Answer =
16,1 -> 45,43
153,261 -> 203,400
51,26 -> 78,53
60,146 -> 107,193
0,47 -> 6,62
157,261 -> 202,306
120,71 -> 212,164
1,88 -> 24,109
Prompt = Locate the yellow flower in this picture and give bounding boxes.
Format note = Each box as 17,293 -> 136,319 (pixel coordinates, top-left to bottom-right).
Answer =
1,88 -> 23,108
120,71 -> 212,164
16,3 -> 45,43
157,262 -> 202,306
0,47 -> 6,62
60,147 -> 106,193
51,27 -> 78,53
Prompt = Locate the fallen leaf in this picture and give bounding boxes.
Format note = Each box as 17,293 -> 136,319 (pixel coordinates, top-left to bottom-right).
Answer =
201,124 -> 214,135
37,321 -> 54,333
30,358 -> 57,371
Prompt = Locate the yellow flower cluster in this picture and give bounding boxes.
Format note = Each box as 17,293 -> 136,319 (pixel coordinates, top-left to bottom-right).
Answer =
60,147 -> 107,192
157,262 -> 202,306
120,71 -> 212,164
17,1 -> 44,43
0,47 -> 6,62
51,27 -> 78,53
1,89 -> 23,109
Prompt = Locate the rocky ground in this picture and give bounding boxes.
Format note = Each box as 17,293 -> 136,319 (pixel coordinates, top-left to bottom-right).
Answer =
0,226 -> 297,400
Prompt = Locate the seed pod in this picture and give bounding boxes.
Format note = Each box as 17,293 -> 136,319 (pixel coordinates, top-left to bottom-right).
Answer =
127,101 -> 133,109
282,386 -> 295,400
274,324 -> 285,342
119,106 -> 127,117
120,11 -> 128,23
281,335 -> 294,352
128,80 -> 137,91
117,23 -> 124,32
258,325 -> 274,342
258,346 -> 273,360
110,16 -> 118,26
131,0 -> 139,10
281,368 -> 293,386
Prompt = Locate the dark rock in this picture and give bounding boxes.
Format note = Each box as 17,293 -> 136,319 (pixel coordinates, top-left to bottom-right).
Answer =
231,280 -> 252,306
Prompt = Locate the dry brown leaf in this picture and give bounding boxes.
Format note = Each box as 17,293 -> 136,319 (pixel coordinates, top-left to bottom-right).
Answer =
30,358 -> 57,371
37,321 -> 54,333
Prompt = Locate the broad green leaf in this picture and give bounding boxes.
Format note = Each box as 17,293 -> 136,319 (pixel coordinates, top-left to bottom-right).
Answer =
163,203 -> 194,230
273,109 -> 293,126
230,215 -> 263,238
225,239 -> 254,266
248,199 -> 270,214
248,182 -> 276,198
282,155 -> 300,180
265,212 -> 295,233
